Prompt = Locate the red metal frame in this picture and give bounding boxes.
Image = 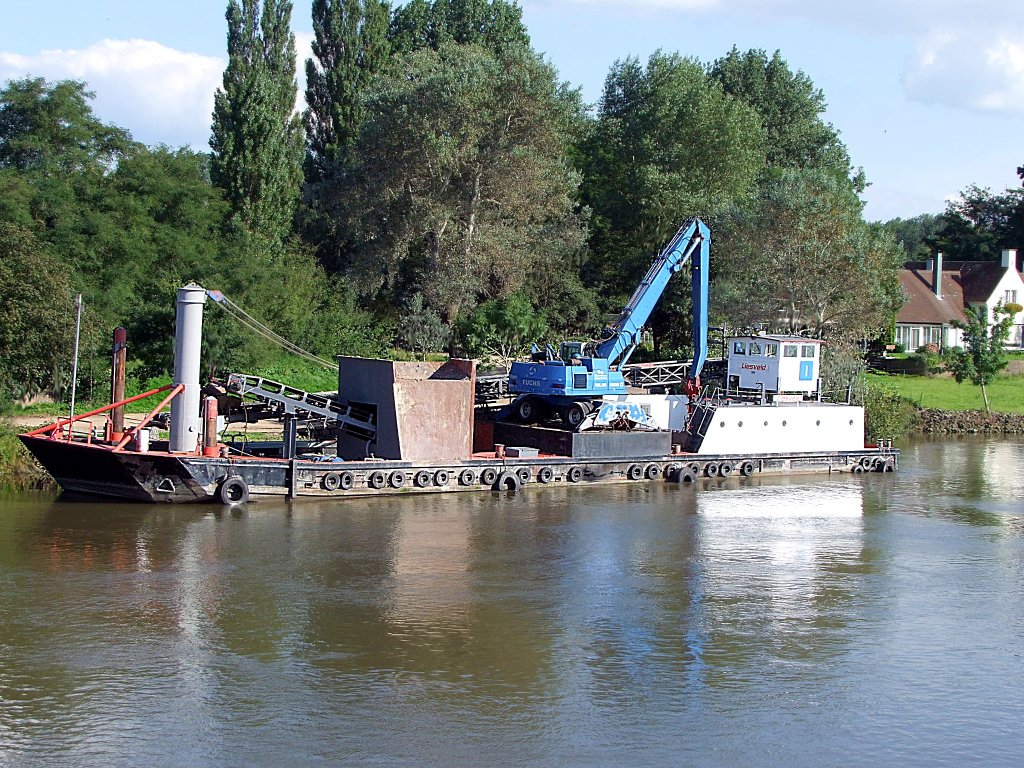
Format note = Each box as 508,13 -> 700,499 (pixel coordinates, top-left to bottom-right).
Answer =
112,384 -> 185,452
24,384 -> 178,439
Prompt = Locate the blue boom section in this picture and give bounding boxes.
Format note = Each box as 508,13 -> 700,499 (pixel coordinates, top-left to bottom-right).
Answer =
508,219 -> 710,408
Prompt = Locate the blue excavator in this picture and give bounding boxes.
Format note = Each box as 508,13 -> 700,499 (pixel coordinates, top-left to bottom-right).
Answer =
507,218 -> 710,428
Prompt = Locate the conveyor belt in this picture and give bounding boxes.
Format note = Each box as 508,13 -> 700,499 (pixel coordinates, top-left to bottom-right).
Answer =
226,373 -> 376,437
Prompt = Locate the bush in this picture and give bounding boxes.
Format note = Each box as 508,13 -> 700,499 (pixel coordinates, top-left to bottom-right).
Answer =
862,381 -> 919,442
892,342 -> 906,353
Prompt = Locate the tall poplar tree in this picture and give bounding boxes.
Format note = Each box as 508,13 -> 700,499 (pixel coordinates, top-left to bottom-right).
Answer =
211,0 -> 305,255
303,0 -> 390,182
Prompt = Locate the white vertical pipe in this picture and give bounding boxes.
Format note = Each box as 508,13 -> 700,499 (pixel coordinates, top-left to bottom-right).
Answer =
169,283 -> 207,453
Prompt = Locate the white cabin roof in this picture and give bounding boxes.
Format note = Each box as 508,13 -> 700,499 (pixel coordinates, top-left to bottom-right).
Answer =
728,334 -> 825,344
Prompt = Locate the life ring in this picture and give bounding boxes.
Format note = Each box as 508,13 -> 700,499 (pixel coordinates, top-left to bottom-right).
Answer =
459,469 -> 477,486
566,465 -> 583,483
705,462 -> 720,478
515,467 -> 531,484
217,476 -> 249,505
339,471 -> 354,490
369,471 -> 386,489
537,466 -> 554,484
321,472 -> 341,491
480,467 -> 498,485
389,471 -> 406,488
739,460 -> 755,478
719,461 -> 734,477
627,463 -> 644,481
433,469 -> 451,487
493,470 -> 521,491
644,463 -> 660,480
414,470 -> 432,488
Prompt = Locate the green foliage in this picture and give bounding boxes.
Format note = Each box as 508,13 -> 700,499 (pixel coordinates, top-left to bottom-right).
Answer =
304,0 -> 391,180
580,51 -> 765,352
708,47 -> 852,178
945,304 -> 1015,412
715,168 -> 905,342
389,0 -> 529,55
397,294 -> 450,357
333,43 -> 588,324
930,183 -> 1024,262
211,0 -> 305,254
0,224 -> 76,398
881,213 -> 941,259
0,420 -> 54,491
458,293 -> 546,369
861,381 -> 919,442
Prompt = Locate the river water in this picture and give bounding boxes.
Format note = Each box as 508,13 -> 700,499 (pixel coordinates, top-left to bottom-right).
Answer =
1,436 -> 1022,767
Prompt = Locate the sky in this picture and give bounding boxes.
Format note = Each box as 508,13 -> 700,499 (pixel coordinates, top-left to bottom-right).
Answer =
1,0 -> 1021,222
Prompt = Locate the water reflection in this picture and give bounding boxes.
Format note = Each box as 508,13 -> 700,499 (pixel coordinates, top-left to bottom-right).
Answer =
1,437 -> 1023,766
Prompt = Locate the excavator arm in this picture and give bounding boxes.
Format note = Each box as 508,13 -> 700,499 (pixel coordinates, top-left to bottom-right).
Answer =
595,218 -> 710,384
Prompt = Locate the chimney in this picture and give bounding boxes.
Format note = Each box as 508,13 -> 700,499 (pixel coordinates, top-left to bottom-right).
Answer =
932,252 -> 943,297
1001,249 -> 1017,270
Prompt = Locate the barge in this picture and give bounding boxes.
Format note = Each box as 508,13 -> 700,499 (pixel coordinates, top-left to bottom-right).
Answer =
20,283 -> 897,505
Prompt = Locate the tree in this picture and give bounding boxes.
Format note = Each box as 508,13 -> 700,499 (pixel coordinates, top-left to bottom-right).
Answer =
211,0 -> 305,254
304,0 -> 390,181
397,294 -> 450,358
930,183 -> 1024,262
708,47 -> 853,178
882,213 -> 941,259
389,0 -> 529,55
715,168 -> 904,341
0,223 -> 76,399
331,43 -> 589,325
580,51 -> 765,353
946,303 -> 1015,413
458,293 -> 546,370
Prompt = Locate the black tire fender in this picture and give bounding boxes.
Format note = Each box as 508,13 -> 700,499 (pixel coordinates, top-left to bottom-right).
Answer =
739,460 -> 755,477
433,469 -> 451,487
566,465 -> 583,483
493,470 -> 521,491
627,463 -> 644,481
414,470 -> 432,488
644,463 -> 660,480
368,471 -> 386,489
719,461 -> 734,477
515,467 -> 531,484
217,476 -> 249,505
459,469 -> 477,486
339,471 -> 354,490
321,472 -> 341,491
705,462 -> 720,478
680,468 -> 698,484
389,471 -> 406,488
480,467 -> 498,485
537,466 -> 554,484
852,463 -> 865,474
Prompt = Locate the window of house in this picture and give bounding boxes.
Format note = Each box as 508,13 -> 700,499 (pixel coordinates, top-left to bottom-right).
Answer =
801,345 -> 816,358
748,341 -> 762,355
765,343 -> 778,357
733,341 -> 746,355
1005,290 -> 1018,305
784,345 -> 798,358
924,326 -> 943,346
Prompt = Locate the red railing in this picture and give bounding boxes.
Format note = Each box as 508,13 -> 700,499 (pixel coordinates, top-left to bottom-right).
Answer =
24,384 -> 182,445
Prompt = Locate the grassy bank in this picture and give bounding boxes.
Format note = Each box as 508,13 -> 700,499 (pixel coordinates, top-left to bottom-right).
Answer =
866,372 -> 1024,414
0,421 -> 55,491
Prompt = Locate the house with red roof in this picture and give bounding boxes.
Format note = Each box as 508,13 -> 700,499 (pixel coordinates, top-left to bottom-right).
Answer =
895,249 -> 1024,351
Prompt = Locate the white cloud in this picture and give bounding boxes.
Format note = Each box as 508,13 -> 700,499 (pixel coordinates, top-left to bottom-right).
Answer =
904,28 -> 1024,116
0,39 -> 224,149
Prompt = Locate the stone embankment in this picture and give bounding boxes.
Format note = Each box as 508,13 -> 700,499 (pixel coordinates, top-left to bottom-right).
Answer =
918,409 -> 1024,434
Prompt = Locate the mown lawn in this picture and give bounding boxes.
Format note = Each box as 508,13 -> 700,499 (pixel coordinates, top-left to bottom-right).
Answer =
866,372 -> 1024,414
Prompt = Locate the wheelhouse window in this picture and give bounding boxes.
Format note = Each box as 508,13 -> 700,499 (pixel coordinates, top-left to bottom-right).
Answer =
733,341 -> 747,355
765,343 -> 778,357
748,341 -> 762,355
801,345 -> 816,358
783,345 -> 798,358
